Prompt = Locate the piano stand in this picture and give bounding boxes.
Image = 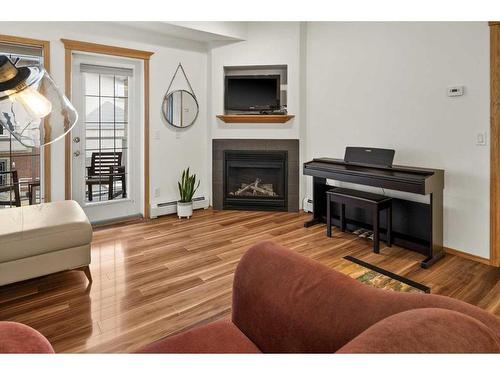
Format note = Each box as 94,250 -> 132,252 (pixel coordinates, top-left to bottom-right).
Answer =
304,218 -> 322,228
421,251 -> 445,269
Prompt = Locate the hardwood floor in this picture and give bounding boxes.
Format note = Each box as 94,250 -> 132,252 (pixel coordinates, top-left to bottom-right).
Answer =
0,209 -> 499,353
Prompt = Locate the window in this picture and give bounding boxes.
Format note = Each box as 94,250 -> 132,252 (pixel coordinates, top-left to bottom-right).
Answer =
0,42 -> 44,207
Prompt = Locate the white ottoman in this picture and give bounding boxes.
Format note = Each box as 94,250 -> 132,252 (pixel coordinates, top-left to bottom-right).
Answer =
0,200 -> 92,286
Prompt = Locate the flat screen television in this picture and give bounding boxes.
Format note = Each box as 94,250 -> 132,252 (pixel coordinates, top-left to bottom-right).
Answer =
224,75 -> 280,112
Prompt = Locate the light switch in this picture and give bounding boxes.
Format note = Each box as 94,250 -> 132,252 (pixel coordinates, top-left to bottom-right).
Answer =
154,187 -> 161,198
448,86 -> 464,97
476,132 -> 487,146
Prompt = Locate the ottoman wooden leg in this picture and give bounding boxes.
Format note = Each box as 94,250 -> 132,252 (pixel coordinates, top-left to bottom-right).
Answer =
77,266 -> 92,283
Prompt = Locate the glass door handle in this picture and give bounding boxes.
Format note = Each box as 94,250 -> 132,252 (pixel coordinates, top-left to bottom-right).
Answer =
73,136 -> 80,143
73,150 -> 81,157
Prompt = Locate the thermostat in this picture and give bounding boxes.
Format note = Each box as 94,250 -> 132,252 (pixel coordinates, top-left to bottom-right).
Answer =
447,86 -> 464,97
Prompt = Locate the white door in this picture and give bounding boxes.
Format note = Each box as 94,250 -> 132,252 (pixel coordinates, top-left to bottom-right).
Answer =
71,53 -> 144,223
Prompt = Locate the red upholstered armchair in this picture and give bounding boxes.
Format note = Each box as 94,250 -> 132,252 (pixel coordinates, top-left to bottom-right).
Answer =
1,241 -> 499,353
138,241 -> 500,353
0,322 -> 54,354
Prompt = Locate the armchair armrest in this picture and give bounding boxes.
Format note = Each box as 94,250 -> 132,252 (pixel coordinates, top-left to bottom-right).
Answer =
231,241 -> 500,353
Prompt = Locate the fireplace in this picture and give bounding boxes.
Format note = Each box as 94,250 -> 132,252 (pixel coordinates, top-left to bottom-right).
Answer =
213,139 -> 299,212
224,151 -> 287,211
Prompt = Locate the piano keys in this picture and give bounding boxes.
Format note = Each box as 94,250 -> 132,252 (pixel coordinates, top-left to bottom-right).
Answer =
303,156 -> 445,268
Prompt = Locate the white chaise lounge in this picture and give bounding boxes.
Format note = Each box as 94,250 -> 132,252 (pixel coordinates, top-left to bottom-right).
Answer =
0,200 -> 92,286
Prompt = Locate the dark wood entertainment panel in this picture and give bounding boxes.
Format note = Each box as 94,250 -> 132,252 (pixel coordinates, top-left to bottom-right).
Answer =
303,158 -> 445,268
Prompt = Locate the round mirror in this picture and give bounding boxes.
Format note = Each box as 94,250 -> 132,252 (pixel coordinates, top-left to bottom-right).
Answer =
162,90 -> 199,128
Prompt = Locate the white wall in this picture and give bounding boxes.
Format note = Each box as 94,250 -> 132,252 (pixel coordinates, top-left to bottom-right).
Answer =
0,22 -> 210,208
305,22 -> 490,258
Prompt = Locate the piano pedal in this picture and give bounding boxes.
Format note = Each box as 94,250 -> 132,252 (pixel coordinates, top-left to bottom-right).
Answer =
353,228 -> 365,235
367,233 -> 374,241
359,230 -> 373,239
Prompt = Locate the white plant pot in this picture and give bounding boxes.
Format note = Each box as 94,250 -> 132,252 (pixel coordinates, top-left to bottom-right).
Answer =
177,201 -> 193,219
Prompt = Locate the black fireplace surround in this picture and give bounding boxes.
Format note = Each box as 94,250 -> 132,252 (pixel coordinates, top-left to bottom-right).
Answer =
224,150 -> 287,211
212,139 -> 299,212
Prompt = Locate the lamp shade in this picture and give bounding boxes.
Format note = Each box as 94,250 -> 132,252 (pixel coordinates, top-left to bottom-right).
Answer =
0,56 -> 77,148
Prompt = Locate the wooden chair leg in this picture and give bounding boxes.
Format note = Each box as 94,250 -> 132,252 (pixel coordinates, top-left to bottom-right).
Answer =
12,171 -> 21,207
122,174 -> 127,198
373,209 -> 380,253
326,196 -> 332,237
108,176 -> 114,200
28,184 -> 33,205
387,205 -> 392,247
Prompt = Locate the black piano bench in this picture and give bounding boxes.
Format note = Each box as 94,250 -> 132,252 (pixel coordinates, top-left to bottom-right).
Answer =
326,188 -> 392,253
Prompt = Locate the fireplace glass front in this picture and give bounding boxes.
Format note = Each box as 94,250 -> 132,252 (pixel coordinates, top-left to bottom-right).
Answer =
223,150 -> 287,211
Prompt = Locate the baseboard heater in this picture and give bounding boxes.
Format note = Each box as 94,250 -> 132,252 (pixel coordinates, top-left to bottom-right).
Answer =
150,196 -> 210,219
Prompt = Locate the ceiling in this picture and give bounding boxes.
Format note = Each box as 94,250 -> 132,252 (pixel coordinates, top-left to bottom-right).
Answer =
117,22 -> 248,44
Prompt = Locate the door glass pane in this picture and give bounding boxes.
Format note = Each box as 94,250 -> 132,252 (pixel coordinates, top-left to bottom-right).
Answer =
100,75 -> 115,97
115,76 -> 128,97
115,98 -> 127,123
85,73 -> 99,96
85,96 -> 100,122
84,73 -> 129,203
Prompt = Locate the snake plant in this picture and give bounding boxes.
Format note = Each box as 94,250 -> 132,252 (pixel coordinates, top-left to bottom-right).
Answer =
178,167 -> 200,203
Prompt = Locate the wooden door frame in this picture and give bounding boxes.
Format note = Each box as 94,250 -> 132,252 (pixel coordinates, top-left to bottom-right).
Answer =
61,39 -> 154,219
490,22 -> 500,267
0,34 -> 51,202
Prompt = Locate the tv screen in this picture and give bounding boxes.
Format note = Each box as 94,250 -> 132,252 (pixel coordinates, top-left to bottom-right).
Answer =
225,75 -> 280,111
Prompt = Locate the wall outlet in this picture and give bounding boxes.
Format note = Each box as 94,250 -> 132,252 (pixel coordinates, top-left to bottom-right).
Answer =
154,187 -> 161,198
176,132 -> 181,139
476,132 -> 487,146
154,130 -> 161,140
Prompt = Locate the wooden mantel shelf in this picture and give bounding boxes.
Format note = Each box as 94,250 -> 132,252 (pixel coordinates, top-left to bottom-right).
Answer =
216,114 -> 295,123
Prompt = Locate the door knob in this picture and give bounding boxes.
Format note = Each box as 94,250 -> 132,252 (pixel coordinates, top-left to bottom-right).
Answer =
73,150 -> 81,157
73,136 -> 80,143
